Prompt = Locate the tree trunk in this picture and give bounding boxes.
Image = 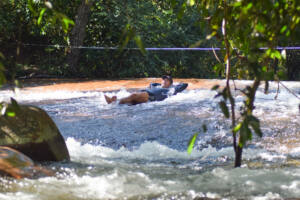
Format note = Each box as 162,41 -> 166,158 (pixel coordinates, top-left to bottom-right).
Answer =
66,0 -> 92,76
234,146 -> 243,167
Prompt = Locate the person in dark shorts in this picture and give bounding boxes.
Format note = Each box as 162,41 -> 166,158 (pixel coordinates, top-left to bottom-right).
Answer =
104,75 -> 188,105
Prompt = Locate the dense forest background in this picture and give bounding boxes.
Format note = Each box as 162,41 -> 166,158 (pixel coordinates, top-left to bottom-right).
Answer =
0,0 -> 299,80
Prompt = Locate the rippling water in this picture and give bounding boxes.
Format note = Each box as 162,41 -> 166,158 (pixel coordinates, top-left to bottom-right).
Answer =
0,80 -> 299,199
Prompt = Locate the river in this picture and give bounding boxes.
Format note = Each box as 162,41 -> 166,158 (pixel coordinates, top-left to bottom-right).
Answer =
0,79 -> 299,199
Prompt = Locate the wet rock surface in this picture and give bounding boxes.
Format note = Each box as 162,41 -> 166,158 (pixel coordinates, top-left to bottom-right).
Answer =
0,104 -> 70,162
0,146 -> 53,179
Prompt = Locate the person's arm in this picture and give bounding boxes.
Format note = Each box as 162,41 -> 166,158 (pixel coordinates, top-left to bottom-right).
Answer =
174,83 -> 188,95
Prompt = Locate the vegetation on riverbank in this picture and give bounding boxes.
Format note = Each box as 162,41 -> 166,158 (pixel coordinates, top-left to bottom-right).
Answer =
0,0 -> 299,80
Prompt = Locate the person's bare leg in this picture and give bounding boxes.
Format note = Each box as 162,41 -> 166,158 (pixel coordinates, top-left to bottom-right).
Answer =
104,95 -> 117,104
119,92 -> 149,105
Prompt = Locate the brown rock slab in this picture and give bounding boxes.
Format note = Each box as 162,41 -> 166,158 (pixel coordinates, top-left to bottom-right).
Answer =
0,146 -> 53,179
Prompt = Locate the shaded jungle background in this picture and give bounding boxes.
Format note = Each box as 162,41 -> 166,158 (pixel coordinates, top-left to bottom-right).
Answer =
1,0 -> 299,80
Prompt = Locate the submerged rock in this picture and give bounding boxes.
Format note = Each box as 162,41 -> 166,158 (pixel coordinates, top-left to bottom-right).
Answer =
0,146 -> 53,179
0,104 -> 70,162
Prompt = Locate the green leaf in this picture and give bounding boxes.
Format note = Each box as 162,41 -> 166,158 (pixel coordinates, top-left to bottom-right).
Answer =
187,133 -> 199,154
268,50 -> 281,60
248,115 -> 263,137
262,66 -> 267,72
280,25 -> 287,34
255,22 -> 265,33
27,0 -> 37,15
202,124 -> 207,132
10,98 -> 20,111
233,123 -> 242,133
238,121 -> 251,148
206,31 -> 217,40
271,51 -> 281,60
37,8 -> 46,25
211,85 -> 220,90
177,3 -> 186,20
187,0 -> 195,6
233,2 -> 242,7
62,17 -> 75,32
134,36 -> 146,55
6,111 -> 15,117
219,101 -> 229,118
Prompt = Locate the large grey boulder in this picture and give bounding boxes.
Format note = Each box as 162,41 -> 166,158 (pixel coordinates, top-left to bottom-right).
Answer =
0,104 -> 70,162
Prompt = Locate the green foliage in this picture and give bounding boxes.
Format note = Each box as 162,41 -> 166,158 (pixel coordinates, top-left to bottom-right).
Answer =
178,0 -> 300,167
1,0 -> 299,79
0,52 -> 6,87
187,133 -> 198,154
187,124 -> 207,154
0,0 -> 220,79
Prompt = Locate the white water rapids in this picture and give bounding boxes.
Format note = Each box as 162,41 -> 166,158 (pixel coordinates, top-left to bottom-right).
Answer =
0,80 -> 299,199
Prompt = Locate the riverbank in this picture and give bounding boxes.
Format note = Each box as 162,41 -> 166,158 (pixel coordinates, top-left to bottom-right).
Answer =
13,78 -> 226,92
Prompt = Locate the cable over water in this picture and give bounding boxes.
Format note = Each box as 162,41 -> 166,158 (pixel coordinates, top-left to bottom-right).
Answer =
22,43 -> 300,51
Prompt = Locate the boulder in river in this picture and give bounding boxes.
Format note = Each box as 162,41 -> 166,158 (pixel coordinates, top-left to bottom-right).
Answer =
0,103 -> 70,162
0,146 -> 53,179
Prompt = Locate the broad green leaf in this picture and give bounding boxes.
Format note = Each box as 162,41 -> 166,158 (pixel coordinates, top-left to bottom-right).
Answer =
270,50 -> 281,60
187,133 -> 199,154
246,3 -> 253,10
248,115 -> 263,137
219,101 -> 229,118
238,121 -> 251,148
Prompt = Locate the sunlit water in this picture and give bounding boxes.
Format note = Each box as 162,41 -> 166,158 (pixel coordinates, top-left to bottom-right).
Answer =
0,80 -> 299,199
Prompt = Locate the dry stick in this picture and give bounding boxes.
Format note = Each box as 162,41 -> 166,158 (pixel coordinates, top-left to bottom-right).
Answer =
274,81 -> 280,100
279,81 -> 300,100
212,46 -> 222,64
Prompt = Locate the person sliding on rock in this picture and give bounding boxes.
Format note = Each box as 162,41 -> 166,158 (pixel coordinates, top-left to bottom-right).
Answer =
104,75 -> 188,105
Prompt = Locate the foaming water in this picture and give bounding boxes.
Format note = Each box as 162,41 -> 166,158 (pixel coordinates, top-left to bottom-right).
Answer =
0,80 -> 299,199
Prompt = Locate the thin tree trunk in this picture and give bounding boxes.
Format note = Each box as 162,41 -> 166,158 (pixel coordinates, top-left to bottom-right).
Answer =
223,0 -> 241,167
235,146 -> 243,167
66,0 -> 92,76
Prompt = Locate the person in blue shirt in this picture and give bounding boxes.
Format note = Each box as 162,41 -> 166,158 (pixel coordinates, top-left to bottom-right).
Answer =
104,75 -> 188,105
